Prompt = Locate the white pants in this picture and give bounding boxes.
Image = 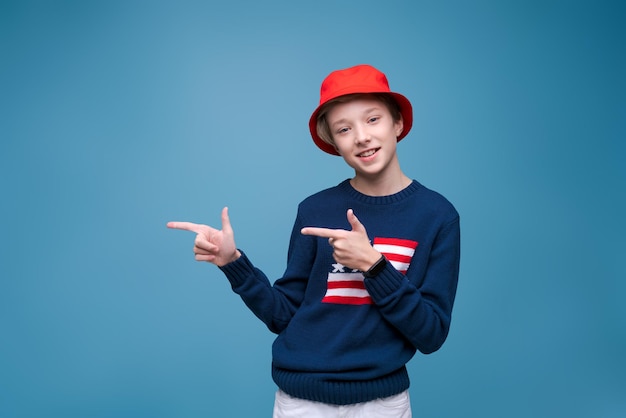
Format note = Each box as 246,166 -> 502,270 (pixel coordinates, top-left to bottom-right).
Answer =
273,389 -> 412,418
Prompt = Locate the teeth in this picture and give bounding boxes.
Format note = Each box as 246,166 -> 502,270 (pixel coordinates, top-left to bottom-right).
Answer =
359,149 -> 377,157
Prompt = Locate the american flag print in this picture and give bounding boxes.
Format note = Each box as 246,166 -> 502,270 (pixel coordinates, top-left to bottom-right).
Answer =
322,237 -> 419,305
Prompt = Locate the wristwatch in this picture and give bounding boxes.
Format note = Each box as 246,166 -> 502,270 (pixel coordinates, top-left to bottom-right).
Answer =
362,255 -> 387,278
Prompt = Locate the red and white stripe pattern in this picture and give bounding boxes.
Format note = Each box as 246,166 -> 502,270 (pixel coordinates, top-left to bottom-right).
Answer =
372,237 -> 418,275
322,271 -> 372,305
321,237 -> 418,305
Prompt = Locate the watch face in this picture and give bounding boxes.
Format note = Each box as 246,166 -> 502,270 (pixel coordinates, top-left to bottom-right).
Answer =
364,256 -> 387,278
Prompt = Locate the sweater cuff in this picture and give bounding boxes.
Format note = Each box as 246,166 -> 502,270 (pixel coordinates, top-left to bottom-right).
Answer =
364,264 -> 405,301
218,250 -> 255,288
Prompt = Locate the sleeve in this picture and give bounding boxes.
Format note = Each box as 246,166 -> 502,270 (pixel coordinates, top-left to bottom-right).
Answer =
364,216 -> 461,354
219,212 -> 315,334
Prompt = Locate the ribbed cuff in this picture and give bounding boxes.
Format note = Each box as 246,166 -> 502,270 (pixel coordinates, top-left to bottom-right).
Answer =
218,250 -> 254,288
363,264 -> 405,302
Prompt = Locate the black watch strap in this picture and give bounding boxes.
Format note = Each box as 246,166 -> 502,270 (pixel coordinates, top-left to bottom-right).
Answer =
363,255 -> 387,278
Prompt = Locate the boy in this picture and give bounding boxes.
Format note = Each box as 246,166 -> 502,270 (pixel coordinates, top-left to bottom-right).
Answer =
168,64 -> 460,417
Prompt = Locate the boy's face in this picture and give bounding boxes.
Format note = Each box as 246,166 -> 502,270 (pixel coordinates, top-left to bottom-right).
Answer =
326,97 -> 404,179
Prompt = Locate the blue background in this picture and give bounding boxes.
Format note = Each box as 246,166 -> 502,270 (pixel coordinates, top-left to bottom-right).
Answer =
2,1 -> 625,417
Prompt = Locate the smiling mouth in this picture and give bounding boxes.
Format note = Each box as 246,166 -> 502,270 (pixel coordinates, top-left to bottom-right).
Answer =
357,148 -> 379,158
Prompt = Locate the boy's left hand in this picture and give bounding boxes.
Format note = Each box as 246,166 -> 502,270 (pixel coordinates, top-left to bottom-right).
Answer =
301,209 -> 381,272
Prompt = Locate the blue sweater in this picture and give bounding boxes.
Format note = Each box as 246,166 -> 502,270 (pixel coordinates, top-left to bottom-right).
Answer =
220,179 -> 460,405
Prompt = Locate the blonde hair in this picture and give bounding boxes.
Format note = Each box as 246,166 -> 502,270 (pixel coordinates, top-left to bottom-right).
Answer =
315,93 -> 403,149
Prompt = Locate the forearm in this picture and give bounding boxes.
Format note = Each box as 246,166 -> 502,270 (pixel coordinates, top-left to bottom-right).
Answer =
219,251 -> 300,334
365,218 -> 461,354
365,266 -> 454,354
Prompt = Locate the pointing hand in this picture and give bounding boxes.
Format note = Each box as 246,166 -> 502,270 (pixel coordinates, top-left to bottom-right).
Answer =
301,209 -> 380,272
167,207 -> 240,267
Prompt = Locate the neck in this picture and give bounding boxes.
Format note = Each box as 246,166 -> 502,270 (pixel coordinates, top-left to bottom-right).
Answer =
350,171 -> 411,196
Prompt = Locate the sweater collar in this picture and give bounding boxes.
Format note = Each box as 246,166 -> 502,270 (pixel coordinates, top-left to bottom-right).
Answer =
338,179 -> 422,205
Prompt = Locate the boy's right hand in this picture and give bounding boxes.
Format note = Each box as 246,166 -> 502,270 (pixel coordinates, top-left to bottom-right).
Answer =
167,207 -> 240,267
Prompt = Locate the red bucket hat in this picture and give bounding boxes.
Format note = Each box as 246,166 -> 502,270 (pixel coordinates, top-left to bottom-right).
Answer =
308,64 -> 413,155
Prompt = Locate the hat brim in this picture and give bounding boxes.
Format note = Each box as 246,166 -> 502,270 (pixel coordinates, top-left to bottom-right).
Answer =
308,92 -> 413,156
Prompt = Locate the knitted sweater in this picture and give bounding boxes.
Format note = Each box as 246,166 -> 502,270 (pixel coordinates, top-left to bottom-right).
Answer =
220,179 -> 460,405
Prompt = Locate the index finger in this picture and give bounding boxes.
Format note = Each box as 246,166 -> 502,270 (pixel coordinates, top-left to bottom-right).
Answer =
167,221 -> 206,234
301,227 -> 343,238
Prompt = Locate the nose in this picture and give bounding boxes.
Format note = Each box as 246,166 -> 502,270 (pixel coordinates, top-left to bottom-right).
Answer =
354,123 -> 371,145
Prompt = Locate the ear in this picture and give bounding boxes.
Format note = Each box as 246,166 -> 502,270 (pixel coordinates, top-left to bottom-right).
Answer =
394,116 -> 404,138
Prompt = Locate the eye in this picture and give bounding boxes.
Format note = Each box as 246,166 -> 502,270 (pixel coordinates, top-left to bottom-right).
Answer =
336,127 -> 350,134
368,116 -> 380,123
